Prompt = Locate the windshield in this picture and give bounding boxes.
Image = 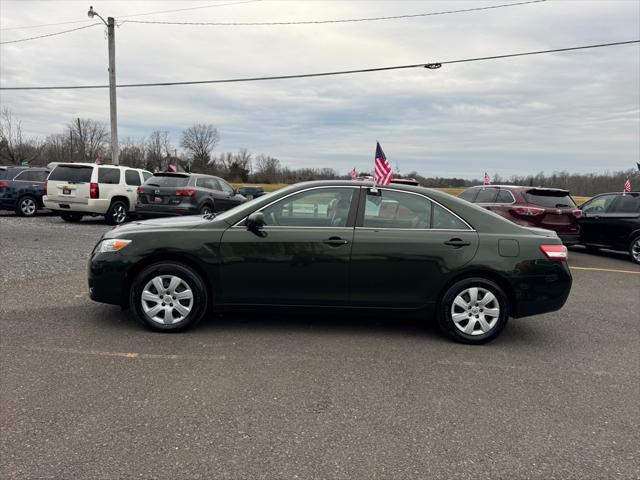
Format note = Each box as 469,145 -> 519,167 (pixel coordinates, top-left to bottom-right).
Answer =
144,175 -> 189,187
48,165 -> 93,183
525,191 -> 576,208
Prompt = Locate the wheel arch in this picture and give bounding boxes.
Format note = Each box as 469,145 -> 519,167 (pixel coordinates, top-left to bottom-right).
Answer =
123,253 -> 213,308
110,195 -> 131,210
436,269 -> 517,317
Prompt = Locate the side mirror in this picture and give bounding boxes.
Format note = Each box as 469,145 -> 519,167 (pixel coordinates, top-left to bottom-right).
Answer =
245,212 -> 266,233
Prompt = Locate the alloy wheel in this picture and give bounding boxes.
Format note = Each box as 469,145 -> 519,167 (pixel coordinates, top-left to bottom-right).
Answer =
632,238 -> 640,263
141,275 -> 194,325
20,198 -> 37,216
113,204 -> 127,224
450,287 -> 500,336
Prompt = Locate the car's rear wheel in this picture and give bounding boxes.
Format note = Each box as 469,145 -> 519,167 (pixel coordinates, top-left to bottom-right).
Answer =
629,236 -> 640,265
437,277 -> 509,344
105,200 -> 128,225
130,262 -> 208,332
199,203 -> 213,215
15,196 -> 38,217
60,212 -> 83,222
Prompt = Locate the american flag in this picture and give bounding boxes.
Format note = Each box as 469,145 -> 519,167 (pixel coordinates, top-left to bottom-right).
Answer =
374,142 -> 393,186
484,172 -> 491,185
350,168 -> 358,179
624,178 -> 631,193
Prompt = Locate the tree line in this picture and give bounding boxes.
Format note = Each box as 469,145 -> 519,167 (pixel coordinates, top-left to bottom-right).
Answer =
0,109 -> 636,195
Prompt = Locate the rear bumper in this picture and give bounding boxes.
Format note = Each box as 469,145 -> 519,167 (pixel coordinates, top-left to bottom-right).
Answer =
44,196 -> 110,214
509,261 -> 572,318
558,233 -> 580,246
136,203 -> 199,217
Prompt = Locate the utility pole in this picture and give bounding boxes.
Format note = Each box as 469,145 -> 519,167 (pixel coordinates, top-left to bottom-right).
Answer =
88,6 -> 119,165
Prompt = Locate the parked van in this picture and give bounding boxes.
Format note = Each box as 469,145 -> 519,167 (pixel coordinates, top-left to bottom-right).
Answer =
43,163 -> 152,225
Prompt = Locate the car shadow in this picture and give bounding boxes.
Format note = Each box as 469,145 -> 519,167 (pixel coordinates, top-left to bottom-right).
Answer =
569,245 -> 630,262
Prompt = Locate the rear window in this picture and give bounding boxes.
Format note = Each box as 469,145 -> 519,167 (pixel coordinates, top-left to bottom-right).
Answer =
525,190 -> 576,208
49,165 -> 93,183
145,175 -> 189,187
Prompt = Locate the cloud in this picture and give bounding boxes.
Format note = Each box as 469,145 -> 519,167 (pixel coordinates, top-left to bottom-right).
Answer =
0,0 -> 638,178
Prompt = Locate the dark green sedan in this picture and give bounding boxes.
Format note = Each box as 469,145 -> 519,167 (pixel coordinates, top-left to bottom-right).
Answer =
89,181 -> 572,344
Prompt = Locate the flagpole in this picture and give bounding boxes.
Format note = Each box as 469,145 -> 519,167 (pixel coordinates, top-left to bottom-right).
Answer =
371,142 -> 378,193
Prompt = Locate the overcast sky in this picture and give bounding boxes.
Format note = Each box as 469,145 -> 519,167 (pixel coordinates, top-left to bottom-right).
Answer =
1,0 -> 638,178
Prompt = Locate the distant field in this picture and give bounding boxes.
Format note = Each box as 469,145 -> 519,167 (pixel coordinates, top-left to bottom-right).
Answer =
233,183 -> 590,204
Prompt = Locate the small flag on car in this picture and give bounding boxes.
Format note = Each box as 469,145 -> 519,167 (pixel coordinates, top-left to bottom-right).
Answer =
624,178 -> 631,193
166,164 -> 177,173
637,162 -> 640,172
350,168 -> 358,179
484,172 -> 491,185
374,142 -> 393,186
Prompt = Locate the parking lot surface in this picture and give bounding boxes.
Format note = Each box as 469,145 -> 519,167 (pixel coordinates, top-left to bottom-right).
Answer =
1,214 -> 639,479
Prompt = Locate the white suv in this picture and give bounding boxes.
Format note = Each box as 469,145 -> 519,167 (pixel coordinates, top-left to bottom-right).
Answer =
44,163 -> 152,225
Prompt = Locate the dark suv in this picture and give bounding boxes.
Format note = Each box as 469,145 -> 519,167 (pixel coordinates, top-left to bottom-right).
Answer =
136,172 -> 246,217
459,185 -> 582,245
0,166 -> 50,216
578,192 -> 640,264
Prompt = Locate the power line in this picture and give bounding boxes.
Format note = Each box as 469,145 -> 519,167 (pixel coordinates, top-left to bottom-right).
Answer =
124,0 -> 547,27
0,23 -> 102,45
0,0 -> 261,32
1,40 -> 637,91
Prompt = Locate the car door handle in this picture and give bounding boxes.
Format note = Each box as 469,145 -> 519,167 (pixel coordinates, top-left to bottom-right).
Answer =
323,237 -> 349,247
444,238 -> 471,248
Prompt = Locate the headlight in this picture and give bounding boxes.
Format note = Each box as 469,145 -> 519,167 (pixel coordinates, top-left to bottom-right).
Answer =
98,239 -> 132,253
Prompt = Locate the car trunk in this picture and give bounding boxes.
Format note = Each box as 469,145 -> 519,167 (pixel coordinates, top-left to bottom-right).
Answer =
47,165 -> 93,201
138,174 -> 192,205
521,189 -> 581,234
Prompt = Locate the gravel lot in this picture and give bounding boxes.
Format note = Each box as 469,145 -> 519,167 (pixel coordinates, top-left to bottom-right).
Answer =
1,213 -> 639,479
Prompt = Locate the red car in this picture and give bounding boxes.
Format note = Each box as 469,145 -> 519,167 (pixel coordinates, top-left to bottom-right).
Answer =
458,185 -> 582,245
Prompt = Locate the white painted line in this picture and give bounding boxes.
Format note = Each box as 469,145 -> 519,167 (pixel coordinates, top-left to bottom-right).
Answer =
571,266 -> 640,275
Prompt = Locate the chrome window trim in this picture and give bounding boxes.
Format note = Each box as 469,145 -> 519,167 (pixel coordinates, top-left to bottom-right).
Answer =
232,185 -> 360,228
356,227 -> 477,232
362,186 -> 474,231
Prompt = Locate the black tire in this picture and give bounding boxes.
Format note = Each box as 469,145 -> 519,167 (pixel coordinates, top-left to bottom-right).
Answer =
15,195 -> 38,217
105,200 -> 128,225
437,277 -> 509,345
60,212 -> 83,222
629,236 -> 640,265
199,203 -> 213,215
129,262 -> 209,333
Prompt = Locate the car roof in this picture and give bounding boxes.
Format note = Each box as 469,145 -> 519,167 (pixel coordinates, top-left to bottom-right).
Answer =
590,191 -> 639,197
47,162 -> 148,170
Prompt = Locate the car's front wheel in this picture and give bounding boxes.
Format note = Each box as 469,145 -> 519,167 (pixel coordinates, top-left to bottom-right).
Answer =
130,262 -> 209,332
437,277 -> 509,344
629,236 -> 640,265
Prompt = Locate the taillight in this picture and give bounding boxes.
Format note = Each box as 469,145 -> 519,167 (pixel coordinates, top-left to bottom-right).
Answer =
510,206 -> 545,216
0,181 -> 8,188
137,186 -> 144,194
572,209 -> 583,218
175,189 -> 196,197
540,245 -> 568,261
90,182 -> 99,199
44,180 -> 48,193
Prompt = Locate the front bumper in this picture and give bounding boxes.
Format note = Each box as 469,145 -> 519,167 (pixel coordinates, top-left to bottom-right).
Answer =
88,250 -> 133,306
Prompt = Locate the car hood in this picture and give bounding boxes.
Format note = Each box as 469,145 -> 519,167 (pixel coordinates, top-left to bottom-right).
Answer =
105,215 -> 227,237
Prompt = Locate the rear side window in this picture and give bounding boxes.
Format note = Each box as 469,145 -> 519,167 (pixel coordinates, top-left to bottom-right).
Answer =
125,170 -> 141,186
196,177 -> 219,190
0,169 -> 7,180
145,175 -> 189,187
363,190 -> 431,229
49,165 -> 93,183
525,190 -> 576,208
142,171 -> 152,182
432,204 -> 470,230
474,188 -> 498,203
458,189 -> 478,202
31,170 -> 49,182
496,190 -> 515,203
98,168 -> 120,184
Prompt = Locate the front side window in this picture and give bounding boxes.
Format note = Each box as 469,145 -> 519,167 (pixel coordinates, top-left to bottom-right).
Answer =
12,170 -> 31,181
125,170 -> 141,186
261,188 -> 355,227
609,194 -> 640,213
218,178 -> 235,195
98,168 -> 120,185
582,194 -> 617,214
363,190 -> 431,229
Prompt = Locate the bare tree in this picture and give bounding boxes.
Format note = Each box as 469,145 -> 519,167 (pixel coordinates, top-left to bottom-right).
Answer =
66,118 -> 109,162
0,108 -> 44,165
253,154 -> 281,183
180,124 -> 219,171
147,130 -> 172,172
119,137 -> 147,169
